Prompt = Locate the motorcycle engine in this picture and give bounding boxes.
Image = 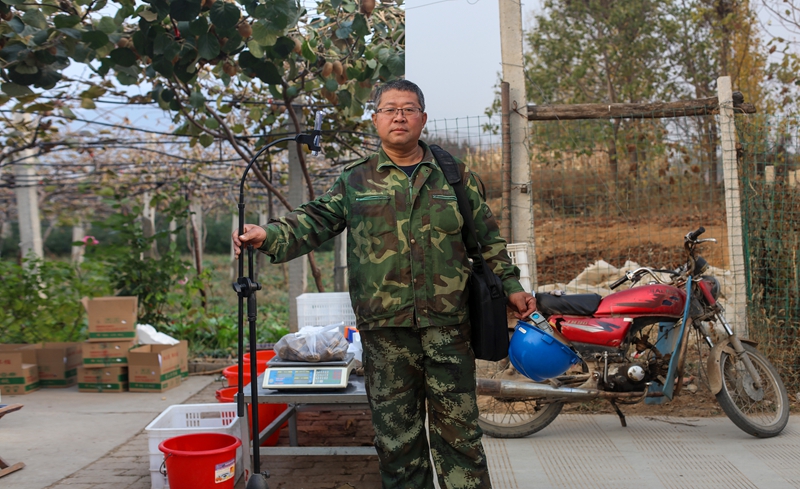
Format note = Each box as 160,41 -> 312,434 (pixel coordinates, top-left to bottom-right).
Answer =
603,361 -> 651,392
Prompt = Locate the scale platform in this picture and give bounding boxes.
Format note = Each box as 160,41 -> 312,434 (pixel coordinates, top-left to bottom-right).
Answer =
264,353 -> 356,390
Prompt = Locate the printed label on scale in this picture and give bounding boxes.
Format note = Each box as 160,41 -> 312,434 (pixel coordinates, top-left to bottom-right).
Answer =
313,369 -> 342,385
268,369 -> 314,385
214,459 -> 235,483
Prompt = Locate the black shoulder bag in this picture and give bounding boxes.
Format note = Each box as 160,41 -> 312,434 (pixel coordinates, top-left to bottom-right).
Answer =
430,145 -> 509,361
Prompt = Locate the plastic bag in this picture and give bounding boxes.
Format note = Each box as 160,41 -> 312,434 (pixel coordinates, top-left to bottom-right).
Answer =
274,322 -> 349,362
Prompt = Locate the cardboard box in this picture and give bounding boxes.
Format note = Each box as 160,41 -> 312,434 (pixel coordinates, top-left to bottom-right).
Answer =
178,340 -> 188,379
83,339 -> 136,368
0,344 -> 39,364
87,296 -> 138,341
34,342 -> 82,387
0,363 -> 40,395
128,344 -> 181,393
77,366 -> 128,393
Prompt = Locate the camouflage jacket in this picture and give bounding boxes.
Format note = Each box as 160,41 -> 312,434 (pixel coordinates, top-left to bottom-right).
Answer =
259,141 -> 524,330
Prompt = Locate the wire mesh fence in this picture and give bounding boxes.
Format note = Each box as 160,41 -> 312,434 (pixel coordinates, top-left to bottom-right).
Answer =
738,114 -> 800,391
425,108 -> 799,394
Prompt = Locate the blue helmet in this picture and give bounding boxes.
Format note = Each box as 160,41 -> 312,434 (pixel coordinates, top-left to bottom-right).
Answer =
508,319 -> 581,382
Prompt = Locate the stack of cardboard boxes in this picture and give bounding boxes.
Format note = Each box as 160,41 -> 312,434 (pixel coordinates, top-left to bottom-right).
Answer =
0,342 -> 84,395
77,296 -> 188,394
1,296 -> 189,397
0,344 -> 40,396
77,296 -> 139,393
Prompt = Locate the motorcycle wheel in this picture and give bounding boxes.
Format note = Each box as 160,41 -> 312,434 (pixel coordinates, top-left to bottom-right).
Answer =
475,359 -> 563,438
715,343 -> 790,438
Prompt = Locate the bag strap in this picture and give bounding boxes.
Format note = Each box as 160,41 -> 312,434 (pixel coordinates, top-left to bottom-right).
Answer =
429,144 -> 482,260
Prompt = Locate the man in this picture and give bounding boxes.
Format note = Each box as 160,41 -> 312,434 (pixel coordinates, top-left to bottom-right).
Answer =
233,79 -> 536,488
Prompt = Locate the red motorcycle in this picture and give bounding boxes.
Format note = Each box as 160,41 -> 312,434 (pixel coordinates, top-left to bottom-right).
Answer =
476,227 -> 790,438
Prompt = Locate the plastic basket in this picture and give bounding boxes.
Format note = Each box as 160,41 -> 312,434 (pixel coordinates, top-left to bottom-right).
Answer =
296,292 -> 357,330
507,243 -> 532,293
145,403 -> 247,489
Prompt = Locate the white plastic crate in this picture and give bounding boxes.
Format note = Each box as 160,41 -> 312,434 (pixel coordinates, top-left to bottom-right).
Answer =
507,243 -> 532,293
296,292 -> 357,330
144,403 -> 248,489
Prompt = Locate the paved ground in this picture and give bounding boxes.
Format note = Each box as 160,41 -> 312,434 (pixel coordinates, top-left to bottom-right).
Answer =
3,375 -> 800,489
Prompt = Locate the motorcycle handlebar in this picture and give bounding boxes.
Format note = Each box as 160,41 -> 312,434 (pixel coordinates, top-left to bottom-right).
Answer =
609,275 -> 628,290
687,227 -> 706,241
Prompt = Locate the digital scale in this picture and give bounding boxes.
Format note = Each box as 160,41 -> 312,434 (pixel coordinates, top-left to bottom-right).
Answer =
263,353 -> 357,390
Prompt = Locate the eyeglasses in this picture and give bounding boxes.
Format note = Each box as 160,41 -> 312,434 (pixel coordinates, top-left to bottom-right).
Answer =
375,107 -> 424,117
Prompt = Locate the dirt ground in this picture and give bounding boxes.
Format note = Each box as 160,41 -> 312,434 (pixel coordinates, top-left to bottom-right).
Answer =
533,212 -> 729,286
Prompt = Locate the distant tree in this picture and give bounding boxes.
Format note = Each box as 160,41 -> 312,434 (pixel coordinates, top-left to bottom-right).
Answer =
522,0 -> 670,179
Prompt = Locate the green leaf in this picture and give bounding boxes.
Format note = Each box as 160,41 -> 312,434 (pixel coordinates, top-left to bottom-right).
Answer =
197,33 -> 220,60
117,71 -> 139,85
22,10 -> 47,30
220,32 -> 243,54
14,64 -> 38,75
251,22 -> 278,46
386,53 -> 404,76
301,41 -> 316,62
249,107 -> 261,122
138,9 -> 158,22
272,36 -> 294,59
210,1 -> 240,30
352,14 -> 368,38
61,106 -> 76,119
247,40 -> 263,58
1,82 -> 34,97
170,0 -> 202,22
8,17 -> 24,34
324,77 -> 338,92
199,133 -> 214,147
204,117 -> 219,129
189,91 -> 205,109
153,56 -> 175,78
110,47 -> 137,67
81,97 -> 96,109
335,22 -> 353,40
189,16 -> 209,36
97,16 -> 117,34
54,15 -> 80,28
82,30 -> 110,50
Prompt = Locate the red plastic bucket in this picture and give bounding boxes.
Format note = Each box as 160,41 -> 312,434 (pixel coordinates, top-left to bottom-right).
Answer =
243,349 -> 276,364
215,387 -> 285,446
222,360 -> 267,387
159,433 -> 241,489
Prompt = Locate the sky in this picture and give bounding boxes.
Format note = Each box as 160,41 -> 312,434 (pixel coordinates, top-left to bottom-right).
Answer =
406,0 -> 507,121
62,0 -> 800,132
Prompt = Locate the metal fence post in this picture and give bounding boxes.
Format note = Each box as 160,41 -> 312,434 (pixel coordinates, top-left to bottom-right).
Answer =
718,76 -> 749,336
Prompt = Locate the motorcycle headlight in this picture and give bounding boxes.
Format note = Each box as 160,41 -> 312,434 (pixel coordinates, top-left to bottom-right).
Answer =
701,276 -> 721,300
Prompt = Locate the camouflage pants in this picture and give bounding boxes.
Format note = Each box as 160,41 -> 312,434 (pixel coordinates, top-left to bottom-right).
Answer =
361,321 -> 491,489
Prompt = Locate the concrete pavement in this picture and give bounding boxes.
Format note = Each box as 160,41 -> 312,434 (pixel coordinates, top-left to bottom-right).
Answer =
484,414 -> 800,489
2,377 -> 800,489
0,376 -> 213,489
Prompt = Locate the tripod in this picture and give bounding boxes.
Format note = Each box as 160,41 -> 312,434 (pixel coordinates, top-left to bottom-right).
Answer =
233,115 -> 321,489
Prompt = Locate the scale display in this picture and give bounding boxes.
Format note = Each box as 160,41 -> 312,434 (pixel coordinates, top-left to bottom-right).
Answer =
263,354 -> 355,390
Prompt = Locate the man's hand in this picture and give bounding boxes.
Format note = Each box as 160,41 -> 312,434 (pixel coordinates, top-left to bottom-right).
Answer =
232,224 -> 267,258
507,291 -> 537,320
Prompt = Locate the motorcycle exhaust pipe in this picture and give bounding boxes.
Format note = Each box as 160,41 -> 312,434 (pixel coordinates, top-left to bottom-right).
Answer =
476,378 -> 659,401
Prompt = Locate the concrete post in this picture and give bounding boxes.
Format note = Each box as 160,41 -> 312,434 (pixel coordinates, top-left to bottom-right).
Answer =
288,114 -> 307,332
14,149 -> 43,260
718,76 -> 748,336
334,230 -> 348,292
71,222 -> 85,264
499,0 -> 537,290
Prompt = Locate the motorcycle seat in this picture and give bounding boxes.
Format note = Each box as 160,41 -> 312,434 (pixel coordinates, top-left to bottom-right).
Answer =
536,293 -> 602,317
